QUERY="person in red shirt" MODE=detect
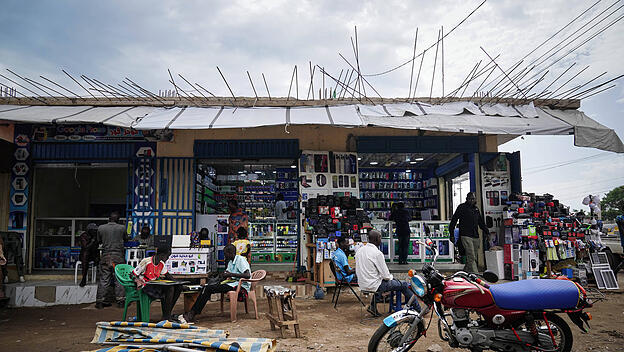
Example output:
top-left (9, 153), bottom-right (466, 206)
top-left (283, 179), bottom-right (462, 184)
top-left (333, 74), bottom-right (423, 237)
top-left (132, 244), bottom-right (181, 321)
top-left (228, 199), bottom-right (248, 243)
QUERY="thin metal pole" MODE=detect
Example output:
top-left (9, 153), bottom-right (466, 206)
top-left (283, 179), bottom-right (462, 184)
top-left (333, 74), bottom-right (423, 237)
top-left (543, 65), bottom-right (590, 100)
top-left (480, 47), bottom-right (527, 99)
top-left (178, 73), bottom-right (210, 103)
top-left (412, 49), bottom-right (426, 102)
top-left (287, 65), bottom-right (296, 101)
top-left (246, 71), bottom-right (259, 101)
top-left (216, 66), bottom-right (237, 106)
top-left (307, 62), bottom-right (315, 100)
top-left (338, 53), bottom-right (383, 99)
top-left (557, 71), bottom-right (607, 99)
top-left (262, 73), bottom-right (271, 100)
top-left (168, 69), bottom-right (179, 97)
top-left (62, 69), bottom-right (97, 99)
top-left (429, 29), bottom-right (441, 101)
top-left (408, 28), bottom-right (419, 98)
top-left (441, 26), bottom-right (445, 97)
top-left (0, 81), bottom-right (48, 104)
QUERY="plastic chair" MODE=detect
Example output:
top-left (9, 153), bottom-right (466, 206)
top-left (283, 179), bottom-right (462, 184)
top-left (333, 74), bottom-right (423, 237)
top-left (114, 264), bottom-right (155, 322)
top-left (74, 260), bottom-right (97, 285)
top-left (220, 269), bottom-right (267, 322)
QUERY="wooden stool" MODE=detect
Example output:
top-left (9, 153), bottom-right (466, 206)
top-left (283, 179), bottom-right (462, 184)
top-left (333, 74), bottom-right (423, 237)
top-left (264, 285), bottom-right (301, 338)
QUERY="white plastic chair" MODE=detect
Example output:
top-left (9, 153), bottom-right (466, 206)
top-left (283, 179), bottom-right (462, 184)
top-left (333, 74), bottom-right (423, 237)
top-left (74, 261), bottom-right (97, 285)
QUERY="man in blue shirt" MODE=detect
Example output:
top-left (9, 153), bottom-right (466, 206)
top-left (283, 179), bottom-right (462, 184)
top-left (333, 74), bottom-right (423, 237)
top-left (178, 244), bottom-right (250, 323)
top-left (332, 237), bottom-right (356, 282)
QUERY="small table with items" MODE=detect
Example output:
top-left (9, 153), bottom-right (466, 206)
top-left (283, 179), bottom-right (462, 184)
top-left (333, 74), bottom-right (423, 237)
top-left (264, 285), bottom-right (301, 338)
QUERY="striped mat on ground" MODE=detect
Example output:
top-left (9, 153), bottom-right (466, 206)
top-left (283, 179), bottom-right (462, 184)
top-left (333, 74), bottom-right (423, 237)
top-left (88, 321), bottom-right (276, 352)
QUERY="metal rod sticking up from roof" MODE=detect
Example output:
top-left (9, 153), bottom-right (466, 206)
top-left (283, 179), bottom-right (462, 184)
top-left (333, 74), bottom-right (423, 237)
top-left (178, 73), bottom-right (210, 103)
top-left (168, 69), bottom-right (180, 97)
top-left (480, 47), bottom-right (528, 100)
top-left (0, 73), bottom-right (49, 104)
top-left (429, 29), bottom-right (441, 102)
top-left (216, 66), bottom-right (237, 104)
top-left (62, 69), bottom-right (98, 100)
top-left (408, 28), bottom-right (419, 99)
top-left (557, 71), bottom-right (607, 99)
top-left (246, 71), bottom-right (259, 101)
top-left (0, 81), bottom-right (48, 104)
top-left (287, 65), bottom-right (296, 101)
top-left (40, 75), bottom-right (81, 97)
top-left (262, 73), bottom-right (271, 100)
top-left (5, 69), bottom-right (59, 101)
top-left (543, 65), bottom-right (590, 100)
top-left (441, 26), bottom-right (445, 97)
top-left (307, 62), bottom-right (315, 100)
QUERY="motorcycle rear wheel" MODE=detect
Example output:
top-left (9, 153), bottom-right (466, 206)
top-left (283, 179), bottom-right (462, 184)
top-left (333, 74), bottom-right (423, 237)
top-left (524, 313), bottom-right (573, 352)
top-left (368, 319), bottom-right (423, 352)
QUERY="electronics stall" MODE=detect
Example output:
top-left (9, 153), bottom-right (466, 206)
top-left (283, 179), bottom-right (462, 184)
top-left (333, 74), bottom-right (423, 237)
top-left (487, 193), bottom-right (619, 290)
top-left (195, 159), bottom-right (300, 266)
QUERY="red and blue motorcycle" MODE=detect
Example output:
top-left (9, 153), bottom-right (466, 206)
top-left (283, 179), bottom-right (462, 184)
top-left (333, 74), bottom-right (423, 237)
top-left (368, 239), bottom-right (593, 352)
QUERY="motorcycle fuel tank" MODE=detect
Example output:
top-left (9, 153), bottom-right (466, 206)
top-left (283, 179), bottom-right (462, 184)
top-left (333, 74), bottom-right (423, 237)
top-left (441, 277), bottom-right (494, 308)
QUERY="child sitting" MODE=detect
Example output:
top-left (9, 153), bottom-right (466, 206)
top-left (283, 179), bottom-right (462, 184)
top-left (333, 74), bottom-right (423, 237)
top-left (132, 244), bottom-right (181, 321)
top-left (233, 227), bottom-right (251, 261)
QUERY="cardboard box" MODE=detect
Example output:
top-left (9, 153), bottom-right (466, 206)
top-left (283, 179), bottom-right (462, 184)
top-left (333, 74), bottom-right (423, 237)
top-left (485, 250), bottom-right (504, 279)
top-left (322, 259), bottom-right (336, 285)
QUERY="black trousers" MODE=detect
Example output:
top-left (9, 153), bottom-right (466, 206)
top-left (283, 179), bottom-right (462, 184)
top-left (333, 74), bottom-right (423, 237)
top-left (190, 283), bottom-right (235, 314)
top-left (398, 235), bottom-right (409, 263)
top-left (143, 284), bottom-right (182, 319)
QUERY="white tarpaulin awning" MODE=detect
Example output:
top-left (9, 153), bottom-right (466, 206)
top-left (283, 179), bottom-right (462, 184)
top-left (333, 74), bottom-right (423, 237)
top-left (0, 105), bottom-right (154, 127)
top-left (0, 102), bottom-right (621, 153)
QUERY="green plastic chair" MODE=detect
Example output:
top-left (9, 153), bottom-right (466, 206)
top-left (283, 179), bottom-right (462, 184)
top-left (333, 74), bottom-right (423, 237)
top-left (114, 264), bottom-right (155, 322)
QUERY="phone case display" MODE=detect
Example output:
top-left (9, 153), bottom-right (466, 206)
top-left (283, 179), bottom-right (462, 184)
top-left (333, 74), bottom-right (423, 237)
top-left (275, 168), bottom-right (299, 219)
top-left (372, 220), bottom-right (453, 263)
top-left (299, 151), bottom-right (359, 201)
top-left (196, 165), bottom-right (219, 214)
top-left (481, 154), bottom-right (512, 248)
top-left (359, 169), bottom-right (438, 220)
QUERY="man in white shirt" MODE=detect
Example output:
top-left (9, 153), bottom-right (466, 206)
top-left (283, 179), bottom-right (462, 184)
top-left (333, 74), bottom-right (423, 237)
top-left (355, 230), bottom-right (417, 316)
top-left (275, 193), bottom-right (289, 221)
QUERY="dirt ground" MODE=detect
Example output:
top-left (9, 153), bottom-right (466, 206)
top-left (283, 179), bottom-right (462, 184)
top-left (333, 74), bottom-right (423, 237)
top-left (0, 283), bottom-right (623, 352)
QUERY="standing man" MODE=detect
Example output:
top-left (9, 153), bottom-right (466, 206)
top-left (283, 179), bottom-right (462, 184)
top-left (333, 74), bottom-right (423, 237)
top-left (449, 192), bottom-right (488, 273)
top-left (96, 211), bottom-right (127, 309)
top-left (227, 199), bottom-right (248, 243)
top-left (389, 202), bottom-right (411, 265)
top-left (355, 230), bottom-right (418, 316)
top-left (275, 193), bottom-right (289, 221)
top-left (78, 223), bottom-right (100, 287)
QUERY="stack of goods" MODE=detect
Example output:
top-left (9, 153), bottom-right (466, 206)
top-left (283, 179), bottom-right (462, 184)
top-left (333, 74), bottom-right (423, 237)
top-left (304, 195), bottom-right (368, 242)
top-left (359, 169), bottom-right (438, 220)
top-left (501, 193), bottom-right (602, 285)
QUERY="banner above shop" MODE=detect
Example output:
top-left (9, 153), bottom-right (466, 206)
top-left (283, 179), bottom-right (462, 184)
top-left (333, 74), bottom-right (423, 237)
top-left (32, 124), bottom-right (144, 142)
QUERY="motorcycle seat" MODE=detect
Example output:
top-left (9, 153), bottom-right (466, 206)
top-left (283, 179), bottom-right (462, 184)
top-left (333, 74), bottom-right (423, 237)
top-left (490, 279), bottom-right (580, 311)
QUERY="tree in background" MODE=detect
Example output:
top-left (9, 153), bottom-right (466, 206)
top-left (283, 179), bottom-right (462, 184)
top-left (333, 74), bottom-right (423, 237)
top-left (601, 185), bottom-right (624, 221)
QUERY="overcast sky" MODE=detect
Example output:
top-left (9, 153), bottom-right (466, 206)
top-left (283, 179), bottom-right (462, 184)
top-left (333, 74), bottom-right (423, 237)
top-left (1, 0), bottom-right (623, 212)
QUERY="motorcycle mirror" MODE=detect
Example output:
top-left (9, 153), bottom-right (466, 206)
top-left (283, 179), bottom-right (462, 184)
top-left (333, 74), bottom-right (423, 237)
top-left (483, 270), bottom-right (499, 283)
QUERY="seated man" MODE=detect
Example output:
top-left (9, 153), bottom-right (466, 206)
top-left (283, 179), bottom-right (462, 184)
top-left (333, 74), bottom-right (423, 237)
top-left (233, 227), bottom-right (251, 262)
top-left (178, 244), bottom-right (250, 323)
top-left (332, 237), bottom-right (356, 283)
top-left (355, 230), bottom-right (419, 316)
top-left (132, 244), bottom-right (181, 321)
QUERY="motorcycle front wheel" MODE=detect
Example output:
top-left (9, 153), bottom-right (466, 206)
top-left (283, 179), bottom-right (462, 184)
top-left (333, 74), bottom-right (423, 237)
top-left (368, 319), bottom-right (423, 352)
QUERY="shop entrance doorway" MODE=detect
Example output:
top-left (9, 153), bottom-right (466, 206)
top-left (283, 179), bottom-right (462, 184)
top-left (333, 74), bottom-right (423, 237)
top-left (31, 164), bottom-right (128, 270)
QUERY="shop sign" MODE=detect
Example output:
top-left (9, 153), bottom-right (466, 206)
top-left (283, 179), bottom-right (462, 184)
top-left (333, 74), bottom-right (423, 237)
top-left (14, 148), bottom-right (29, 161)
top-left (12, 177), bottom-right (27, 191)
top-left (11, 193), bottom-right (27, 206)
top-left (135, 146), bottom-right (155, 157)
top-left (31, 125), bottom-right (144, 142)
top-left (15, 134), bottom-right (30, 147)
top-left (12, 162), bottom-right (29, 176)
